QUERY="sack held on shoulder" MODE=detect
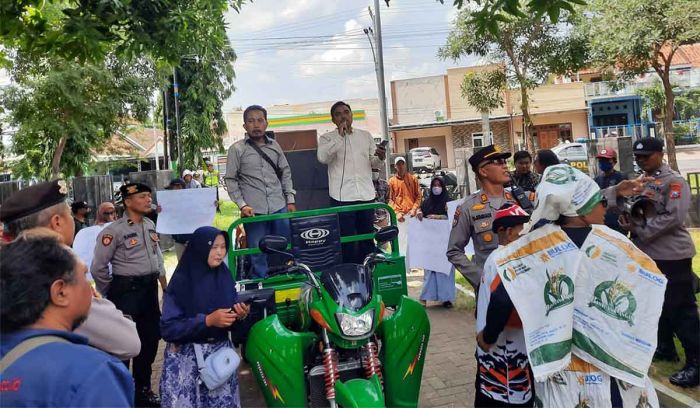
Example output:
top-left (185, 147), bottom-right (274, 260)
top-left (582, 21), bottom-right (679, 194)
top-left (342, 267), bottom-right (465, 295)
top-left (193, 343), bottom-right (240, 391)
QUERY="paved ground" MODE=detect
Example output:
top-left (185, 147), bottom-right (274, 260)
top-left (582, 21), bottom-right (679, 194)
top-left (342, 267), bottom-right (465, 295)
top-left (150, 271), bottom-right (478, 407)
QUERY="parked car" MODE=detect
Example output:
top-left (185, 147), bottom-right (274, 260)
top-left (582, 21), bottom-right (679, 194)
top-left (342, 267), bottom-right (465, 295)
top-left (551, 142), bottom-right (590, 173)
top-left (409, 147), bottom-right (441, 172)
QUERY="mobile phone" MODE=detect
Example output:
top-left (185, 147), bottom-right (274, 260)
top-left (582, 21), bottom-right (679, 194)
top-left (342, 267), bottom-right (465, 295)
top-left (379, 140), bottom-right (389, 147)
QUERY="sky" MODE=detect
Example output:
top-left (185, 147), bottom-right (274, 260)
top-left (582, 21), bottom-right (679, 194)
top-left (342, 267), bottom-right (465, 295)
top-left (223, 0), bottom-right (477, 113)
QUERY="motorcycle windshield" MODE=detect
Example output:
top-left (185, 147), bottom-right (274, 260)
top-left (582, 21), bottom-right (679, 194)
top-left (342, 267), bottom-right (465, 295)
top-left (320, 264), bottom-right (373, 311)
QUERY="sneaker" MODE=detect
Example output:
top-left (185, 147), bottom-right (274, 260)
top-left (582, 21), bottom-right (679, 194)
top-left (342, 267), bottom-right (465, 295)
top-left (442, 301), bottom-right (453, 309)
top-left (135, 387), bottom-right (161, 408)
top-left (669, 363), bottom-right (699, 388)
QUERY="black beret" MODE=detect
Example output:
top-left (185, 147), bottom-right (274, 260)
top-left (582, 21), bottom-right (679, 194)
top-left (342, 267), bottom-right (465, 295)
top-left (166, 178), bottom-right (186, 189)
top-left (71, 201), bottom-right (89, 213)
top-left (120, 183), bottom-right (152, 198)
top-left (633, 138), bottom-right (664, 154)
top-left (469, 144), bottom-right (512, 172)
top-left (0, 180), bottom-right (69, 223)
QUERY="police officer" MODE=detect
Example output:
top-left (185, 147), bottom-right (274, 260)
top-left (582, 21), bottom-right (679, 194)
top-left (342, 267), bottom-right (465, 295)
top-left (618, 138), bottom-right (699, 387)
top-left (92, 183), bottom-right (164, 406)
top-left (447, 145), bottom-right (517, 290)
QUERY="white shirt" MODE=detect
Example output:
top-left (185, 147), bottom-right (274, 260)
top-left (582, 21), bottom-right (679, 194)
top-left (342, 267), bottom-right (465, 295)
top-left (317, 128), bottom-right (383, 202)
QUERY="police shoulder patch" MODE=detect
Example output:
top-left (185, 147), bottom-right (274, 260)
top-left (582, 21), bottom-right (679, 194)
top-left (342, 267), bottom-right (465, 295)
top-left (669, 183), bottom-right (682, 199)
top-left (452, 207), bottom-right (462, 228)
top-left (149, 231), bottom-right (159, 242)
top-left (504, 192), bottom-right (513, 201)
top-left (102, 234), bottom-right (113, 246)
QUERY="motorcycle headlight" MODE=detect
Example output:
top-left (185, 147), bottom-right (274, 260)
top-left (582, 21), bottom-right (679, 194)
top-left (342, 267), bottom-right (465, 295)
top-left (336, 309), bottom-right (374, 337)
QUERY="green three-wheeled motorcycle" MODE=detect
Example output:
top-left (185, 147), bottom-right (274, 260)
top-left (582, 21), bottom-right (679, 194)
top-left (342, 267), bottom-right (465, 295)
top-left (227, 203), bottom-right (430, 407)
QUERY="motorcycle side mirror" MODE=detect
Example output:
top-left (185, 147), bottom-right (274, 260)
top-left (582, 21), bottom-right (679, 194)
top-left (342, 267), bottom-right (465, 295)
top-left (259, 235), bottom-right (290, 255)
top-left (375, 226), bottom-right (399, 244)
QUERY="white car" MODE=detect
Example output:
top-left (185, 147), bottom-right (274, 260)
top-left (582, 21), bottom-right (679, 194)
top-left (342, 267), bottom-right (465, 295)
top-left (409, 147), bottom-right (441, 171)
top-left (551, 142), bottom-right (590, 173)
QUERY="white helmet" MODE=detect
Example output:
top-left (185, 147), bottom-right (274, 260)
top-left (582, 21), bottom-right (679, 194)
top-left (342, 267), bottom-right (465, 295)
top-left (183, 169), bottom-right (193, 177)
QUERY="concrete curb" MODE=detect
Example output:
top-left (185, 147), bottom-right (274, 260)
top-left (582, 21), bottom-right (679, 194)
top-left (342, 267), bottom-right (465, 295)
top-left (651, 378), bottom-right (700, 408)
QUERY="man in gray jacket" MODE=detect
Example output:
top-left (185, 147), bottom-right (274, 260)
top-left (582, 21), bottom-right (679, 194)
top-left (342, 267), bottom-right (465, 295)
top-left (0, 180), bottom-right (141, 361)
top-left (225, 105), bottom-right (296, 278)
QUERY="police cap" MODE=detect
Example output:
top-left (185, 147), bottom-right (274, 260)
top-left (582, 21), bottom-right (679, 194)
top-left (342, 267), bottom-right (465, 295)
top-left (633, 138), bottom-right (664, 155)
top-left (469, 144), bottom-right (512, 172)
top-left (0, 180), bottom-right (69, 223)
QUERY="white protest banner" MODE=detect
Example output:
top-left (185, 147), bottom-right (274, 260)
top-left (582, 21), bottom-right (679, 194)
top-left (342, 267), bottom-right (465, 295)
top-left (447, 199), bottom-right (474, 258)
top-left (156, 188), bottom-right (217, 234)
top-left (407, 218), bottom-right (453, 274)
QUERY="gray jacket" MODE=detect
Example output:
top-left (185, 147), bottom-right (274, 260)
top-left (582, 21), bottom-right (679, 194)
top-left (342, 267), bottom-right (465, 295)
top-left (603, 164), bottom-right (695, 260)
top-left (446, 191), bottom-right (516, 290)
top-left (75, 297), bottom-right (141, 359)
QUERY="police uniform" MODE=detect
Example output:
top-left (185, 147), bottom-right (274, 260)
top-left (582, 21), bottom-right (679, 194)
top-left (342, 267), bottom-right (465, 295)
top-left (447, 145), bottom-right (519, 290)
top-left (91, 183), bottom-right (164, 404)
top-left (621, 139), bottom-right (699, 387)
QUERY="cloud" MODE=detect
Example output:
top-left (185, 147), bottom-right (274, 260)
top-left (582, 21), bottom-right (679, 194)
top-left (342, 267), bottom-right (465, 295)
top-left (297, 18), bottom-right (373, 77)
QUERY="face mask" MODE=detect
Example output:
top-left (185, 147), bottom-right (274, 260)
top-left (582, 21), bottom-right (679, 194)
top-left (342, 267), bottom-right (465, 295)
top-left (598, 161), bottom-right (614, 172)
top-left (432, 186), bottom-right (443, 196)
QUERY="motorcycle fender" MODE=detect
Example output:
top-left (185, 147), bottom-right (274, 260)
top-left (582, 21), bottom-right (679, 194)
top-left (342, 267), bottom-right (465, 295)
top-left (379, 295), bottom-right (430, 407)
top-left (334, 375), bottom-right (385, 408)
top-left (245, 315), bottom-right (317, 407)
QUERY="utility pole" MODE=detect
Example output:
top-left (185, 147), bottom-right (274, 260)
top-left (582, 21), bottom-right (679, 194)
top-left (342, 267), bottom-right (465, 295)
top-left (368, 1), bottom-right (391, 177)
top-left (162, 89), bottom-right (170, 170)
top-left (173, 67), bottom-right (183, 176)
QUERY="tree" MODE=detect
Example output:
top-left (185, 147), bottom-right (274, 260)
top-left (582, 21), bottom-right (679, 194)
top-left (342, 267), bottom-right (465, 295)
top-left (1, 0), bottom-right (240, 179)
top-left (1, 0), bottom-right (244, 65)
top-left (1, 57), bottom-right (154, 180)
top-left (440, 8), bottom-right (587, 152)
top-left (582, 0), bottom-right (700, 171)
top-left (460, 68), bottom-right (506, 145)
top-left (162, 47), bottom-right (236, 170)
top-left (432, 0), bottom-right (588, 37)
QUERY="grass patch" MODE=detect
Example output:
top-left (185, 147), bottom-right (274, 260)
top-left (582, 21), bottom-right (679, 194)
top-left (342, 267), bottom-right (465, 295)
top-left (213, 201), bottom-right (241, 231)
top-left (455, 272), bottom-right (477, 311)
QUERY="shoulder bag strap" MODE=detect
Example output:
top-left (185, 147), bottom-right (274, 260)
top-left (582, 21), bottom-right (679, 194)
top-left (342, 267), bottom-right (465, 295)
top-left (193, 343), bottom-right (206, 370)
top-left (247, 140), bottom-right (283, 180)
top-left (0, 335), bottom-right (70, 374)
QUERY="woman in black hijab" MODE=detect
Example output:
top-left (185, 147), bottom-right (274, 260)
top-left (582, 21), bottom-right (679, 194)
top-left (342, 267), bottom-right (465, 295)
top-left (159, 226), bottom-right (250, 407)
top-left (416, 176), bottom-right (455, 308)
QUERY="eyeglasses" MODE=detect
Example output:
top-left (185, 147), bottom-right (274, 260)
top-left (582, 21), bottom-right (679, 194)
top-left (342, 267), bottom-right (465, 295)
top-left (480, 158), bottom-right (507, 168)
top-left (102, 211), bottom-right (115, 216)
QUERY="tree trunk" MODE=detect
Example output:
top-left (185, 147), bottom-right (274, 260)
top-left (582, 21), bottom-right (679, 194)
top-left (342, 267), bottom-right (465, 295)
top-left (660, 73), bottom-right (679, 172)
top-left (50, 135), bottom-right (68, 180)
top-left (520, 86), bottom-right (535, 153)
top-left (481, 111), bottom-right (491, 145)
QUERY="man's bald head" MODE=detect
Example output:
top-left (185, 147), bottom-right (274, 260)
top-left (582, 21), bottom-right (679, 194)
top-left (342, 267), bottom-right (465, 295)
top-left (96, 202), bottom-right (116, 225)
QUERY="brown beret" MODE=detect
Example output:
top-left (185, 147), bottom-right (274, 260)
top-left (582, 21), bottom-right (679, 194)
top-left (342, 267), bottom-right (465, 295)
top-left (0, 180), bottom-right (69, 223)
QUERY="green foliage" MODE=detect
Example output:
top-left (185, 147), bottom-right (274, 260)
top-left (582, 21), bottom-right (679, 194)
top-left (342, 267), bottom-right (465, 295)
top-left (1, 0), bottom-right (240, 179)
top-left (637, 82), bottom-right (667, 121)
top-left (448, 0), bottom-right (587, 36)
top-left (440, 8), bottom-right (586, 89)
top-left (675, 89), bottom-right (700, 120)
top-left (460, 69), bottom-right (506, 113)
top-left (1, 57), bottom-right (155, 180)
top-left (162, 45), bottom-right (236, 170)
top-left (0, 0), bottom-right (244, 65)
top-left (583, 0), bottom-right (700, 78)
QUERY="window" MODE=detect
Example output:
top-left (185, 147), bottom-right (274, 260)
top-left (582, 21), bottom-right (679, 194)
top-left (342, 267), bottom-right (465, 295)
top-left (471, 132), bottom-right (492, 148)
